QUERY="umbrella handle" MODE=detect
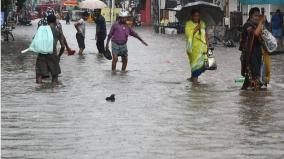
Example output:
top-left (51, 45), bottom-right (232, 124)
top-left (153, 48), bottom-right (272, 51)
top-left (198, 20), bottom-right (201, 35)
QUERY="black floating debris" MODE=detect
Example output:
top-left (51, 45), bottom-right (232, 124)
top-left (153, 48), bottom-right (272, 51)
top-left (106, 94), bottom-right (115, 102)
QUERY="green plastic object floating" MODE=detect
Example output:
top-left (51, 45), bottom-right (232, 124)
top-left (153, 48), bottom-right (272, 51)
top-left (235, 76), bottom-right (245, 85)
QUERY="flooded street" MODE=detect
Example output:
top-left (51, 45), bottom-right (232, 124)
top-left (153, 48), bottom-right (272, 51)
top-left (2, 20), bottom-right (284, 159)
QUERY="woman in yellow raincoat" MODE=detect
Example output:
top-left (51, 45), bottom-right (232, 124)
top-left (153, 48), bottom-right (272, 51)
top-left (185, 9), bottom-right (208, 84)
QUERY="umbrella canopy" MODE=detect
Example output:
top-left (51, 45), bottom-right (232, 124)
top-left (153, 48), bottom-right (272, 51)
top-left (176, 1), bottom-right (223, 25)
top-left (166, 4), bottom-right (182, 11)
top-left (79, 0), bottom-right (107, 9)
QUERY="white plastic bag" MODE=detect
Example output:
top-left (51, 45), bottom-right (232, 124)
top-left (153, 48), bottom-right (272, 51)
top-left (21, 26), bottom-right (54, 54)
top-left (205, 48), bottom-right (217, 70)
top-left (261, 28), bottom-right (278, 53)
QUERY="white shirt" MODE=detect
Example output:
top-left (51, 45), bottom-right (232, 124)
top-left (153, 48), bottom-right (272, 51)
top-left (77, 18), bottom-right (86, 37)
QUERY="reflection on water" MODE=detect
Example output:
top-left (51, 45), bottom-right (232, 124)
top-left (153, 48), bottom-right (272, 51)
top-left (237, 91), bottom-right (283, 158)
top-left (1, 21), bottom-right (284, 159)
top-left (239, 91), bottom-right (273, 127)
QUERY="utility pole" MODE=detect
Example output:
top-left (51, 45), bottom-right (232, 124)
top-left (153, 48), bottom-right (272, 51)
top-left (226, 0), bottom-right (229, 17)
top-left (110, 0), bottom-right (114, 24)
top-left (158, 0), bottom-right (160, 25)
top-left (224, 0), bottom-right (229, 28)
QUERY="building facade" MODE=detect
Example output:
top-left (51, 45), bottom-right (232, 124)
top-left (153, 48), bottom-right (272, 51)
top-left (241, 2), bottom-right (284, 23)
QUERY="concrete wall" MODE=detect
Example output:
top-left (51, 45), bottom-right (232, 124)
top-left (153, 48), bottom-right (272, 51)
top-left (270, 5), bottom-right (284, 14)
top-left (229, 0), bottom-right (240, 12)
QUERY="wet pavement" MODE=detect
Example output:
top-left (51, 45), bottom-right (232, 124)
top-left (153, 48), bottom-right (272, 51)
top-left (1, 20), bottom-right (284, 159)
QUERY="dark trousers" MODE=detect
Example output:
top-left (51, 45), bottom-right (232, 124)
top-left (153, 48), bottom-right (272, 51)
top-left (96, 38), bottom-right (105, 53)
top-left (76, 33), bottom-right (85, 49)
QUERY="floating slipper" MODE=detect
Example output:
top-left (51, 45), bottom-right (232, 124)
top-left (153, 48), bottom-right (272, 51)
top-left (106, 94), bottom-right (115, 102)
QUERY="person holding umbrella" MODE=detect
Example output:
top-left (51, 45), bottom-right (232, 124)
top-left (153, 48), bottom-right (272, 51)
top-left (106, 10), bottom-right (148, 72)
top-left (185, 9), bottom-right (209, 84)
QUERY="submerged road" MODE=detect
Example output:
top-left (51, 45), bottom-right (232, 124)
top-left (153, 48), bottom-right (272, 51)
top-left (1, 20), bottom-right (284, 159)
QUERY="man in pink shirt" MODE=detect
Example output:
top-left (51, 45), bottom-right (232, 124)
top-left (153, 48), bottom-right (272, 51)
top-left (106, 11), bottom-right (148, 71)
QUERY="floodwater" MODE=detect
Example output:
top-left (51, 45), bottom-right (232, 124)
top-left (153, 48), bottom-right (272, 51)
top-left (1, 20), bottom-right (284, 159)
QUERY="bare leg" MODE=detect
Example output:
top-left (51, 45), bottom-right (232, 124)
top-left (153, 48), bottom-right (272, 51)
top-left (36, 75), bottom-right (43, 84)
top-left (191, 77), bottom-right (199, 85)
top-left (112, 55), bottom-right (118, 71)
top-left (122, 56), bottom-right (128, 71)
top-left (78, 48), bottom-right (84, 55)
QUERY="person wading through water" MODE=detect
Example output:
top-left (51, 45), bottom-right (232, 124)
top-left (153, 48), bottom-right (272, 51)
top-left (94, 9), bottom-right (107, 55)
top-left (184, 9), bottom-right (209, 84)
top-left (75, 11), bottom-right (89, 55)
top-left (106, 10), bottom-right (148, 72)
top-left (35, 15), bottom-right (64, 84)
top-left (239, 7), bottom-right (271, 91)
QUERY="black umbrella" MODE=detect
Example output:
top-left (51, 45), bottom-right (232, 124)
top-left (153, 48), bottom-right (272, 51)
top-left (176, 1), bottom-right (223, 25)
